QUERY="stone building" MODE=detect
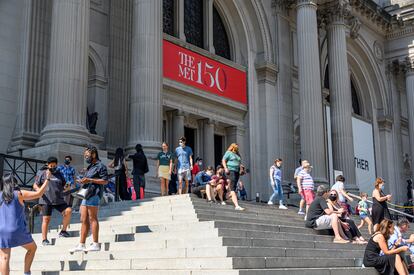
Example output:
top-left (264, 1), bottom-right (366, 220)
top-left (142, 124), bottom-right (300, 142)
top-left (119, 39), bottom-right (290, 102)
top-left (0, 0), bottom-right (413, 202)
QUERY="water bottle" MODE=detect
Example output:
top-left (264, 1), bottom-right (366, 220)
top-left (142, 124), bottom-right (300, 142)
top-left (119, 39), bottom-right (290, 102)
top-left (256, 192), bottom-right (260, 202)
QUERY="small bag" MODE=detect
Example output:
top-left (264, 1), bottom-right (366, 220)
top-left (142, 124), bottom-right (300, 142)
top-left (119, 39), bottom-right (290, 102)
top-left (74, 184), bottom-right (95, 200)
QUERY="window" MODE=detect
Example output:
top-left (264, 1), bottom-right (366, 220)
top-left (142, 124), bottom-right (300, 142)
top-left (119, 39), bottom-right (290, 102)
top-left (163, 0), bottom-right (175, 36)
top-left (184, 0), bottom-right (204, 48)
top-left (213, 6), bottom-right (231, 60)
top-left (351, 80), bottom-right (361, 116)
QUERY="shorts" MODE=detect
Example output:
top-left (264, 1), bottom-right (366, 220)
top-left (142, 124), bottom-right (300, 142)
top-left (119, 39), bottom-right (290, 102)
top-left (41, 203), bottom-right (70, 216)
top-left (360, 213), bottom-right (368, 220)
top-left (158, 165), bottom-right (171, 180)
top-left (315, 215), bottom-right (332, 230)
top-left (178, 168), bottom-right (191, 181)
top-left (228, 170), bottom-right (240, 192)
top-left (300, 189), bottom-right (315, 205)
top-left (81, 195), bottom-right (100, 207)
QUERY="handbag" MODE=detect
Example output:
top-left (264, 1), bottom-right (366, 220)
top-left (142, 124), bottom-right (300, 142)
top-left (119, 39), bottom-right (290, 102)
top-left (73, 184), bottom-right (96, 200)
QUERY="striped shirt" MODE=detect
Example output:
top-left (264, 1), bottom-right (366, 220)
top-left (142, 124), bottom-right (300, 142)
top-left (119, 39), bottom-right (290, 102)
top-left (294, 166), bottom-right (303, 179)
top-left (298, 170), bottom-right (314, 190)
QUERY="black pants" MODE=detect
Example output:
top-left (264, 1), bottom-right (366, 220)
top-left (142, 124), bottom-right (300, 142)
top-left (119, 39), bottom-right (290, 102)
top-left (116, 172), bottom-right (130, 201)
top-left (133, 174), bottom-right (145, 199)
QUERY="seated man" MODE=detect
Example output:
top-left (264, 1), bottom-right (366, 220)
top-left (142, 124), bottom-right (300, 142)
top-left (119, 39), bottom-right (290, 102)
top-left (388, 218), bottom-right (414, 255)
top-left (191, 166), bottom-right (214, 199)
top-left (210, 165), bottom-right (228, 205)
top-left (305, 185), bottom-right (349, 244)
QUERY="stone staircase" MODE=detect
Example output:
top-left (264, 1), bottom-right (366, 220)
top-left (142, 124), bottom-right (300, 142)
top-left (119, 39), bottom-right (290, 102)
top-left (10, 194), bottom-right (377, 275)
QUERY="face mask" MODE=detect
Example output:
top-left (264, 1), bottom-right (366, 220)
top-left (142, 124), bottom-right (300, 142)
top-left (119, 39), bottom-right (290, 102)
top-left (380, 185), bottom-right (385, 190)
top-left (49, 167), bottom-right (57, 173)
top-left (85, 157), bottom-right (92, 164)
top-left (206, 171), bottom-right (213, 176)
top-left (329, 195), bottom-right (337, 201)
top-left (64, 160), bottom-right (71, 165)
top-left (198, 161), bottom-right (203, 166)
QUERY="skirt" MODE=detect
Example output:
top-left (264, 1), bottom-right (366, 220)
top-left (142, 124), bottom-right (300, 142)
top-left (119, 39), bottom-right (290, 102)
top-left (158, 165), bottom-right (171, 180)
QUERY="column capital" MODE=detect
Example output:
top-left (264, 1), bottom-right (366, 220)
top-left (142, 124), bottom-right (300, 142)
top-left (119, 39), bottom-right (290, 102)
top-left (272, 0), bottom-right (295, 14)
top-left (406, 44), bottom-right (414, 75)
top-left (296, 0), bottom-right (318, 8)
top-left (319, 0), bottom-right (351, 26)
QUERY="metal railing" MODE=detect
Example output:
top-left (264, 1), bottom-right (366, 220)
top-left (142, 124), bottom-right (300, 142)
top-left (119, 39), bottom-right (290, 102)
top-left (348, 192), bottom-right (414, 219)
top-left (0, 154), bottom-right (45, 187)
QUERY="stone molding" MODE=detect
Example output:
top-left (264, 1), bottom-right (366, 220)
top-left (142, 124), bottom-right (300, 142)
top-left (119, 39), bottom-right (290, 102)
top-left (255, 62), bottom-right (278, 85)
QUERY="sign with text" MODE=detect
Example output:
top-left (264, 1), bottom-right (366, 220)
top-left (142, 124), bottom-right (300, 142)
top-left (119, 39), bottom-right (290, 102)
top-left (163, 40), bottom-right (247, 104)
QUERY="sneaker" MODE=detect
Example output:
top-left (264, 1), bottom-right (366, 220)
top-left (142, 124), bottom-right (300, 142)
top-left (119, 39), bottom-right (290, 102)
top-left (297, 210), bottom-right (305, 215)
top-left (42, 239), bottom-right (51, 246)
top-left (69, 244), bottom-right (86, 253)
top-left (235, 206), bottom-right (245, 211)
top-left (267, 201), bottom-right (273, 205)
top-left (84, 243), bottom-right (101, 252)
top-left (279, 204), bottom-right (288, 210)
top-left (221, 201), bottom-right (226, 205)
top-left (59, 231), bottom-right (71, 238)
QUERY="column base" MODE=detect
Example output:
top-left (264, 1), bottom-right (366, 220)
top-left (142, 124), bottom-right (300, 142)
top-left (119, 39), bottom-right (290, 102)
top-left (37, 123), bottom-right (92, 147)
top-left (8, 132), bottom-right (40, 153)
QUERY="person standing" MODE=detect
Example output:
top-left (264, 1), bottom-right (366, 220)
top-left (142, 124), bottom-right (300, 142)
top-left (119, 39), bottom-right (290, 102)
top-left (331, 175), bottom-right (354, 213)
top-left (372, 178), bottom-right (392, 232)
top-left (357, 192), bottom-right (373, 235)
top-left (175, 137), bottom-right (193, 195)
top-left (157, 142), bottom-right (173, 196)
top-left (34, 157), bottom-right (72, 246)
top-left (222, 143), bottom-right (245, 211)
top-left (268, 159), bottom-right (288, 209)
top-left (129, 144), bottom-right (149, 199)
top-left (296, 162), bottom-right (315, 218)
top-left (70, 145), bottom-right (108, 253)
top-left (0, 173), bottom-right (50, 275)
top-left (108, 148), bottom-right (130, 201)
top-left (57, 155), bottom-right (76, 205)
top-left (294, 160), bottom-right (309, 215)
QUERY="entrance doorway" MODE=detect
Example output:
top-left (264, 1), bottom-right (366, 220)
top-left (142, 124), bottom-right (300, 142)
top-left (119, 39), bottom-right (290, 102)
top-left (184, 127), bottom-right (196, 157)
top-left (214, 135), bottom-right (224, 168)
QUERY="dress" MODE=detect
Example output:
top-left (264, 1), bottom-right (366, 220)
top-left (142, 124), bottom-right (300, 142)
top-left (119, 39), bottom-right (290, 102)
top-left (0, 191), bottom-right (33, 248)
top-left (363, 234), bottom-right (396, 274)
top-left (372, 190), bottom-right (391, 225)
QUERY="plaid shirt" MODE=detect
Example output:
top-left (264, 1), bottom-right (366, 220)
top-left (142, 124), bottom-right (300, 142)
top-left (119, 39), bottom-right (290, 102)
top-left (57, 164), bottom-right (76, 187)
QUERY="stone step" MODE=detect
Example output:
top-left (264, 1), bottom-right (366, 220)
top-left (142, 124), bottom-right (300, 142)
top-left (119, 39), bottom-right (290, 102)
top-left (238, 267), bottom-right (377, 275)
top-left (11, 257), bottom-right (234, 271)
top-left (33, 270), bottom-right (239, 275)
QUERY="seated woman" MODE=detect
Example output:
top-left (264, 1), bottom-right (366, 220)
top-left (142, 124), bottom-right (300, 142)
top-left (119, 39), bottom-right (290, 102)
top-left (364, 219), bottom-right (409, 275)
top-left (327, 189), bottom-right (366, 244)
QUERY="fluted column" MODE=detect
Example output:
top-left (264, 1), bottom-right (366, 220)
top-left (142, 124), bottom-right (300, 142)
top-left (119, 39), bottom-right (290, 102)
top-left (296, 0), bottom-right (327, 183)
top-left (203, 120), bottom-right (215, 167)
top-left (38, 0), bottom-right (90, 146)
top-left (406, 44), bottom-right (414, 177)
top-left (128, 0), bottom-right (163, 155)
top-left (326, 1), bottom-right (356, 188)
top-left (172, 111), bottom-right (185, 149)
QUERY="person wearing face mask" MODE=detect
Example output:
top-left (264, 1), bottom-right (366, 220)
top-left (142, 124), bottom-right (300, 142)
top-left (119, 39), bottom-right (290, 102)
top-left (57, 155), bottom-right (77, 208)
top-left (192, 166), bottom-right (216, 201)
top-left (192, 157), bottom-right (203, 188)
top-left (34, 157), bottom-right (72, 246)
top-left (327, 189), bottom-right (366, 244)
top-left (372, 177), bottom-right (392, 232)
top-left (268, 159), bottom-right (288, 209)
top-left (70, 145), bottom-right (108, 253)
top-left (175, 137), bottom-right (193, 195)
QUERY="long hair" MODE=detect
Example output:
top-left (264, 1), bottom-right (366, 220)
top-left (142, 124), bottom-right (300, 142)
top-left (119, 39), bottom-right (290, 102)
top-left (86, 145), bottom-right (100, 160)
top-left (227, 143), bottom-right (239, 155)
top-left (375, 177), bottom-right (384, 189)
top-left (114, 147), bottom-right (124, 166)
top-left (377, 219), bottom-right (394, 240)
top-left (0, 173), bottom-right (18, 204)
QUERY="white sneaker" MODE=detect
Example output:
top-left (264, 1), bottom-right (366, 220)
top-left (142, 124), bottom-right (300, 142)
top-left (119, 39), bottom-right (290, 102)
top-left (69, 244), bottom-right (86, 253)
top-left (221, 201), bottom-right (226, 205)
top-left (235, 206), bottom-right (245, 211)
top-left (267, 201), bottom-right (273, 205)
top-left (279, 204), bottom-right (288, 210)
top-left (84, 243), bottom-right (101, 252)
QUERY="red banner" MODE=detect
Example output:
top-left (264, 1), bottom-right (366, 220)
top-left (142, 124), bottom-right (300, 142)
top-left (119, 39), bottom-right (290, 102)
top-left (163, 40), bottom-right (247, 104)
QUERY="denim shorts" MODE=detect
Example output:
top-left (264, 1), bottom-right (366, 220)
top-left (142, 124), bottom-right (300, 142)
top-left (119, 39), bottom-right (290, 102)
top-left (81, 195), bottom-right (100, 207)
top-left (360, 213), bottom-right (368, 220)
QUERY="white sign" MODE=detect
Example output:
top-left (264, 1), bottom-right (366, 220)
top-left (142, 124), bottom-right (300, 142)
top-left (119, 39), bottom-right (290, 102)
top-left (326, 107), bottom-right (376, 194)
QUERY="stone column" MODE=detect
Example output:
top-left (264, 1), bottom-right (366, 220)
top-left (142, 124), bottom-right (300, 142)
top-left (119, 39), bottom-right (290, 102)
top-left (325, 1), bottom-right (356, 188)
top-left (38, 0), bottom-right (91, 146)
top-left (203, 0), bottom-right (214, 53)
top-left (175, 0), bottom-right (186, 40)
top-left (296, 0), bottom-right (327, 183)
top-left (203, 120), bottom-right (215, 167)
top-left (172, 111), bottom-right (185, 149)
top-left (406, 44), bottom-right (414, 177)
top-left (128, 0), bottom-right (163, 156)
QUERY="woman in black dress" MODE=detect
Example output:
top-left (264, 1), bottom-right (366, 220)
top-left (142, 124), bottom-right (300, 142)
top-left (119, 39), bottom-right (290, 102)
top-left (372, 178), bottom-right (392, 231)
top-left (363, 219), bottom-right (408, 275)
top-left (108, 148), bottom-right (130, 200)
